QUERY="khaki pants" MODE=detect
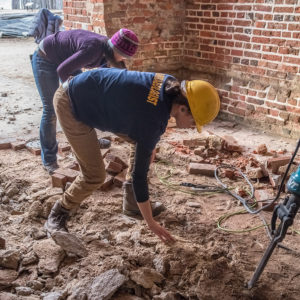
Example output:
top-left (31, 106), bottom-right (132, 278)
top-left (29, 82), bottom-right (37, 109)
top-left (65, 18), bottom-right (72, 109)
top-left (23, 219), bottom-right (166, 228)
top-left (53, 86), bottom-right (106, 210)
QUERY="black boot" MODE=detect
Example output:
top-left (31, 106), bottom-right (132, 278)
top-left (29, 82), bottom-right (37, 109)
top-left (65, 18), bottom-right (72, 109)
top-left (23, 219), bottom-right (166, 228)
top-left (44, 201), bottom-right (69, 235)
top-left (122, 181), bottom-right (165, 217)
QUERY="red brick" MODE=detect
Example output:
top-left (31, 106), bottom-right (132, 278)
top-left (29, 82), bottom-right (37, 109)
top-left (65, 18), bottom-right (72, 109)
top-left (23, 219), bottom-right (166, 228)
top-left (51, 173), bottom-right (68, 189)
top-left (267, 156), bottom-right (291, 173)
top-left (224, 169), bottom-right (235, 179)
top-left (222, 135), bottom-right (243, 153)
top-left (106, 161), bottom-right (123, 175)
top-left (255, 189), bottom-right (277, 211)
top-left (113, 168), bottom-right (127, 188)
top-left (257, 144), bottom-right (268, 155)
top-left (11, 141), bottom-right (26, 151)
top-left (0, 141), bottom-right (12, 150)
top-left (54, 168), bottom-right (80, 182)
top-left (188, 163), bottom-right (216, 177)
top-left (105, 154), bottom-right (128, 169)
top-left (58, 143), bottom-right (71, 153)
top-left (183, 138), bottom-right (207, 148)
top-left (100, 176), bottom-right (114, 191)
top-left (248, 167), bottom-right (265, 179)
top-left (0, 237), bottom-right (5, 249)
top-left (27, 147), bottom-right (41, 155)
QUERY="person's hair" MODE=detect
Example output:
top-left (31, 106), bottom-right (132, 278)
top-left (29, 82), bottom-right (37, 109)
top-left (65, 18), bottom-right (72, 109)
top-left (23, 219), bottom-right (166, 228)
top-left (164, 78), bottom-right (191, 111)
top-left (103, 40), bottom-right (126, 69)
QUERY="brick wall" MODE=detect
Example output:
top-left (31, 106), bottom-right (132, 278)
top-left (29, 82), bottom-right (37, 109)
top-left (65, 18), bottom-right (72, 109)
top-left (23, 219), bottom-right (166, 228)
top-left (63, 0), bottom-right (300, 138)
top-left (183, 0), bottom-right (300, 138)
top-left (63, 0), bottom-right (185, 75)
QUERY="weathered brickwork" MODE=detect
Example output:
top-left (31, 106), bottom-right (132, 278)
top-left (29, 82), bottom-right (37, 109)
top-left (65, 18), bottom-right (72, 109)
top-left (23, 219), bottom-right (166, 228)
top-left (64, 0), bottom-right (300, 138)
top-left (63, 0), bottom-right (185, 74)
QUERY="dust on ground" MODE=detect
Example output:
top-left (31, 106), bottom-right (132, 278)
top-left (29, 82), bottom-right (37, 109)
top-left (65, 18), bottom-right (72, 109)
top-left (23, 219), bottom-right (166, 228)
top-left (0, 37), bottom-right (300, 300)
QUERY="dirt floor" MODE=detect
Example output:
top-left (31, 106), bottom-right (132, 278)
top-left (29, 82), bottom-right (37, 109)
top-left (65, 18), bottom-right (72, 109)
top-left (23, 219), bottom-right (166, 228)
top-left (0, 37), bottom-right (300, 300)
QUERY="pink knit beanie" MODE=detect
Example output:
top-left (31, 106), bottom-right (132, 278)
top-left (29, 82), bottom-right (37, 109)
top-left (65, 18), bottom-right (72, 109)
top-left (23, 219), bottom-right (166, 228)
top-left (108, 28), bottom-right (139, 58)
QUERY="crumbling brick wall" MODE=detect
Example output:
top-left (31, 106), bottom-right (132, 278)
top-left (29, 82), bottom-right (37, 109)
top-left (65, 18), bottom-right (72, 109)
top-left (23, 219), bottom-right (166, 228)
top-left (63, 0), bottom-right (185, 75)
top-left (63, 0), bottom-right (300, 138)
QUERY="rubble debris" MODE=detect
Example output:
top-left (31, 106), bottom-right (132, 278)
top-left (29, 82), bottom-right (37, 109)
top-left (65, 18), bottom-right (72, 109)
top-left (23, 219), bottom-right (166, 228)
top-left (105, 153), bottom-right (128, 169)
top-left (183, 138), bottom-right (207, 148)
top-left (26, 140), bottom-right (41, 155)
top-left (51, 231), bottom-right (88, 257)
top-left (267, 156), bottom-right (291, 174)
top-left (130, 267), bottom-right (164, 289)
top-left (51, 173), bottom-right (68, 189)
top-left (0, 237), bottom-right (5, 249)
top-left (113, 168), bottom-right (127, 188)
top-left (106, 161), bottom-right (123, 175)
top-left (33, 239), bottom-right (65, 274)
top-left (256, 144), bottom-right (268, 155)
top-left (269, 173), bottom-right (282, 188)
top-left (89, 269), bottom-right (127, 300)
top-left (188, 163), bottom-right (216, 177)
top-left (58, 142), bottom-right (71, 153)
top-left (254, 189), bottom-right (277, 211)
top-left (54, 168), bottom-right (79, 182)
top-left (0, 269), bottom-right (18, 288)
top-left (11, 141), bottom-right (26, 151)
top-left (0, 141), bottom-right (12, 150)
top-left (222, 135), bottom-right (243, 153)
top-left (0, 249), bottom-right (20, 270)
top-left (100, 176), bottom-right (114, 191)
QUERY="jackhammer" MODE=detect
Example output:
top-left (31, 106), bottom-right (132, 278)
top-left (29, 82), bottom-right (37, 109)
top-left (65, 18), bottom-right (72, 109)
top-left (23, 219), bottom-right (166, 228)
top-left (248, 139), bottom-right (300, 288)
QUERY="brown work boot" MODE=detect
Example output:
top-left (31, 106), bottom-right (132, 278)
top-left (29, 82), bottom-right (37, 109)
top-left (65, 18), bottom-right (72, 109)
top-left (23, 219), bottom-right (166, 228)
top-left (44, 201), bottom-right (69, 236)
top-left (122, 181), bottom-right (165, 217)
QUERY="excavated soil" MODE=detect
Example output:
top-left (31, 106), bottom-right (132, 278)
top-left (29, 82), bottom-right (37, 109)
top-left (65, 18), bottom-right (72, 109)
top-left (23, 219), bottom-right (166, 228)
top-left (0, 37), bottom-right (300, 300)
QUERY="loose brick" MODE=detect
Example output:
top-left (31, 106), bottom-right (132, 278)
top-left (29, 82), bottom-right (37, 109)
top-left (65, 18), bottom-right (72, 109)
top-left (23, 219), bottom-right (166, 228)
top-left (54, 168), bottom-right (80, 182)
top-left (11, 141), bottom-right (26, 151)
top-left (51, 173), bottom-right (68, 189)
top-left (0, 141), bottom-right (12, 150)
top-left (27, 147), bottom-right (41, 155)
top-left (269, 173), bottom-right (282, 188)
top-left (224, 169), bottom-right (235, 179)
top-left (255, 189), bottom-right (277, 211)
top-left (257, 144), bottom-right (268, 155)
top-left (188, 163), bottom-right (216, 177)
top-left (267, 156), bottom-right (291, 173)
top-left (105, 154), bottom-right (128, 169)
top-left (222, 135), bottom-right (243, 152)
top-left (0, 237), bottom-right (5, 249)
top-left (194, 146), bottom-right (206, 156)
top-left (106, 161), bottom-right (123, 175)
top-left (183, 138), bottom-right (207, 148)
top-left (113, 168), bottom-right (127, 188)
top-left (26, 140), bottom-right (41, 155)
top-left (58, 142), bottom-right (71, 153)
top-left (100, 176), bottom-right (114, 191)
top-left (248, 167), bottom-right (265, 179)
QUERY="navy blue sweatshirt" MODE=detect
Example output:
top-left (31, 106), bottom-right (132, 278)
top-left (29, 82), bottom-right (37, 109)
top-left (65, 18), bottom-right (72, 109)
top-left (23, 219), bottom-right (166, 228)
top-left (68, 68), bottom-right (173, 202)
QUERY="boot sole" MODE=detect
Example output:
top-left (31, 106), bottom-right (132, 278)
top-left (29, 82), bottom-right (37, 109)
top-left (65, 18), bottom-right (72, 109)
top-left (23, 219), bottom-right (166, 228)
top-left (123, 209), bottom-right (142, 217)
top-left (123, 207), bottom-right (165, 217)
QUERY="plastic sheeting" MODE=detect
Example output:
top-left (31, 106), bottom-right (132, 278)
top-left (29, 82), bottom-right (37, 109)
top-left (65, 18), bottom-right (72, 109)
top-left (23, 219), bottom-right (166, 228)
top-left (0, 13), bottom-right (36, 37)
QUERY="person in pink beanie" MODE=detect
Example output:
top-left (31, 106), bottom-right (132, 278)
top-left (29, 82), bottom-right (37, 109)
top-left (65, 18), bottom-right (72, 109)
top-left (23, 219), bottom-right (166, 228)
top-left (31, 28), bottom-right (139, 174)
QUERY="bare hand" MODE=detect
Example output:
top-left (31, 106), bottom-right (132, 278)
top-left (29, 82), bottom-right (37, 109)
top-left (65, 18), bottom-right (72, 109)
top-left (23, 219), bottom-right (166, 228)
top-left (147, 220), bottom-right (175, 244)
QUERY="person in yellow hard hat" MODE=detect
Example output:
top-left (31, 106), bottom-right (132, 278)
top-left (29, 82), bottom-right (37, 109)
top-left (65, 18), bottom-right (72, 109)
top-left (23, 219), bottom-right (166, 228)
top-left (45, 67), bottom-right (220, 247)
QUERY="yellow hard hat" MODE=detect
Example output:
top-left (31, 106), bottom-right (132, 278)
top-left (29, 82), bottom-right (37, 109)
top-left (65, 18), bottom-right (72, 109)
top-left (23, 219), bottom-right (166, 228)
top-left (185, 80), bottom-right (220, 132)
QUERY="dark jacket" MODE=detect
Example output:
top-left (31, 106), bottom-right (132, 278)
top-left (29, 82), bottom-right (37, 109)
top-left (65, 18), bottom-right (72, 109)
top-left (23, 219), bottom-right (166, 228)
top-left (29, 8), bottom-right (62, 44)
